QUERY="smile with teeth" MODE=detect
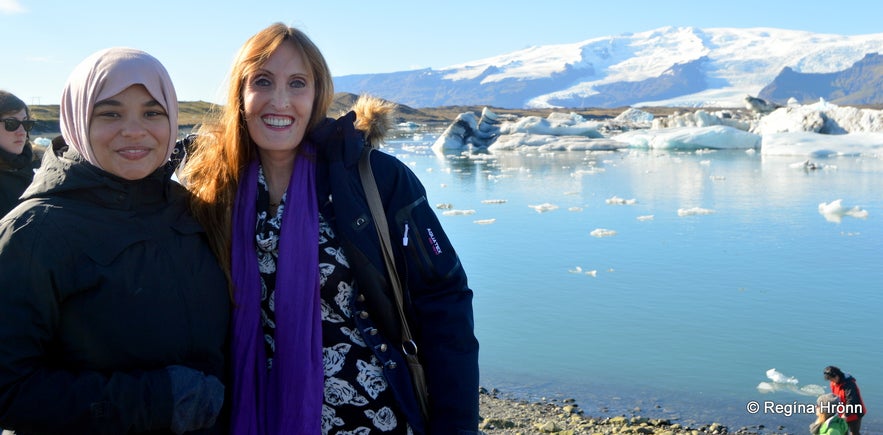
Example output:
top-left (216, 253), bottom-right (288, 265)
top-left (262, 115), bottom-right (293, 128)
top-left (117, 147), bottom-right (151, 159)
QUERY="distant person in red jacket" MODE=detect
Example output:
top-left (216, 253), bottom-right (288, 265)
top-left (824, 365), bottom-right (867, 435)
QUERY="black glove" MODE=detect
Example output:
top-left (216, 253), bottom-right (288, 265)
top-left (165, 365), bottom-right (225, 434)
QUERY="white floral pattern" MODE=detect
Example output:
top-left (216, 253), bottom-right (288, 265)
top-left (324, 343), bottom-right (351, 377)
top-left (325, 377), bottom-right (369, 407)
top-left (356, 357), bottom-right (389, 400)
top-left (365, 406), bottom-right (398, 431)
top-left (256, 167), bottom-right (408, 433)
top-left (334, 281), bottom-right (354, 318)
top-left (321, 299), bottom-right (345, 324)
top-left (321, 404), bottom-right (344, 433)
top-left (340, 326), bottom-right (366, 347)
top-left (319, 262), bottom-right (335, 287)
top-left (337, 428), bottom-right (371, 435)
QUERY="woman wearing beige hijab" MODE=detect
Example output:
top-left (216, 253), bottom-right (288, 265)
top-left (0, 48), bottom-right (230, 434)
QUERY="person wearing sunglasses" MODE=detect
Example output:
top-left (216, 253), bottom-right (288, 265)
top-left (0, 90), bottom-right (39, 217)
top-left (0, 48), bottom-right (230, 434)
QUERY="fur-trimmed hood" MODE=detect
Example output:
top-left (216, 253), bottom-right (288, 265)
top-left (347, 94), bottom-right (395, 148)
top-left (307, 94), bottom-right (397, 169)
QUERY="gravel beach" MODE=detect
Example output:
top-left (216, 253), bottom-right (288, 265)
top-left (477, 387), bottom-right (790, 435)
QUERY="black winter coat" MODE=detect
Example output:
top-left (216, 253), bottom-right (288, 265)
top-left (0, 140), bottom-right (230, 434)
top-left (0, 142), bottom-right (37, 217)
top-left (312, 112), bottom-right (480, 434)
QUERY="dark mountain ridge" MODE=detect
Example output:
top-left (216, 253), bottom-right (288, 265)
top-left (758, 52), bottom-right (883, 105)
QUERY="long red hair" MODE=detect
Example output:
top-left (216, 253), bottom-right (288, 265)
top-left (180, 23), bottom-right (334, 284)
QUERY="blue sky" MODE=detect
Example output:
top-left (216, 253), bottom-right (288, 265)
top-left (2, 0), bottom-right (881, 105)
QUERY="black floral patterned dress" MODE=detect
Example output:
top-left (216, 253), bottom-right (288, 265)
top-left (254, 167), bottom-right (410, 434)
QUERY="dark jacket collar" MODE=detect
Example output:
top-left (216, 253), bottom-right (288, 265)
top-left (310, 111), bottom-right (363, 167)
top-left (0, 142), bottom-right (34, 171)
top-left (21, 136), bottom-right (173, 210)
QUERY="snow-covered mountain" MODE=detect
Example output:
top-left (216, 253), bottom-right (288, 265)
top-left (332, 27), bottom-right (883, 109)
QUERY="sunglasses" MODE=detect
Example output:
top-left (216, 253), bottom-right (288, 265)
top-left (3, 118), bottom-right (36, 132)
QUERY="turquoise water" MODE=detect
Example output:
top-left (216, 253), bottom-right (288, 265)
top-left (385, 134), bottom-right (882, 433)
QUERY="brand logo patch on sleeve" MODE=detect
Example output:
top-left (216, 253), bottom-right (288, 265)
top-left (426, 228), bottom-right (442, 255)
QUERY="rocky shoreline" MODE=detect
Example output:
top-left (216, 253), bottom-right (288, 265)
top-left (477, 387), bottom-right (788, 435)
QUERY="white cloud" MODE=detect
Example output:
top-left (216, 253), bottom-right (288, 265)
top-left (0, 0), bottom-right (26, 14)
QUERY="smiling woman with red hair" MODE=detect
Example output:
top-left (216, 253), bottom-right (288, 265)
top-left (182, 22), bottom-right (480, 435)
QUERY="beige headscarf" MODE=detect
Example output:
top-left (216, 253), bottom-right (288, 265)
top-left (60, 47), bottom-right (178, 169)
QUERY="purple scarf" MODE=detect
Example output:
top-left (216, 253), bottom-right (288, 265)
top-left (230, 146), bottom-right (321, 434)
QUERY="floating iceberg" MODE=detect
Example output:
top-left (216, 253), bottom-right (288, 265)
top-left (762, 131), bottom-right (883, 157)
top-left (432, 107), bottom-right (502, 151)
top-left (590, 228), bottom-right (617, 238)
top-left (818, 199), bottom-right (869, 223)
top-left (677, 207), bottom-right (715, 216)
top-left (613, 125), bottom-right (761, 150)
top-left (528, 203), bottom-right (559, 213)
top-left (430, 99), bottom-right (883, 157)
top-left (756, 368), bottom-right (825, 396)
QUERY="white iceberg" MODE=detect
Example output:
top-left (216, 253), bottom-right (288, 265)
top-left (762, 131), bottom-right (883, 157)
top-left (432, 100), bottom-right (883, 156)
top-left (756, 368), bottom-right (826, 396)
top-left (590, 228), bottom-right (617, 238)
top-left (818, 199), bottom-right (869, 223)
top-left (528, 203), bottom-right (559, 213)
top-left (677, 207), bottom-right (715, 216)
top-left (613, 125), bottom-right (761, 150)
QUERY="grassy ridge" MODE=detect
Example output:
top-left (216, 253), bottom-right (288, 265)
top-left (27, 100), bottom-right (218, 134)
top-left (25, 92), bottom-right (706, 135)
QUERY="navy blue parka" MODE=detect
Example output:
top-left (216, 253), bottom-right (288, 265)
top-left (311, 112), bottom-right (480, 435)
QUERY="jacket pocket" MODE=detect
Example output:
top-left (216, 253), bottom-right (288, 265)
top-left (394, 196), bottom-right (463, 292)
